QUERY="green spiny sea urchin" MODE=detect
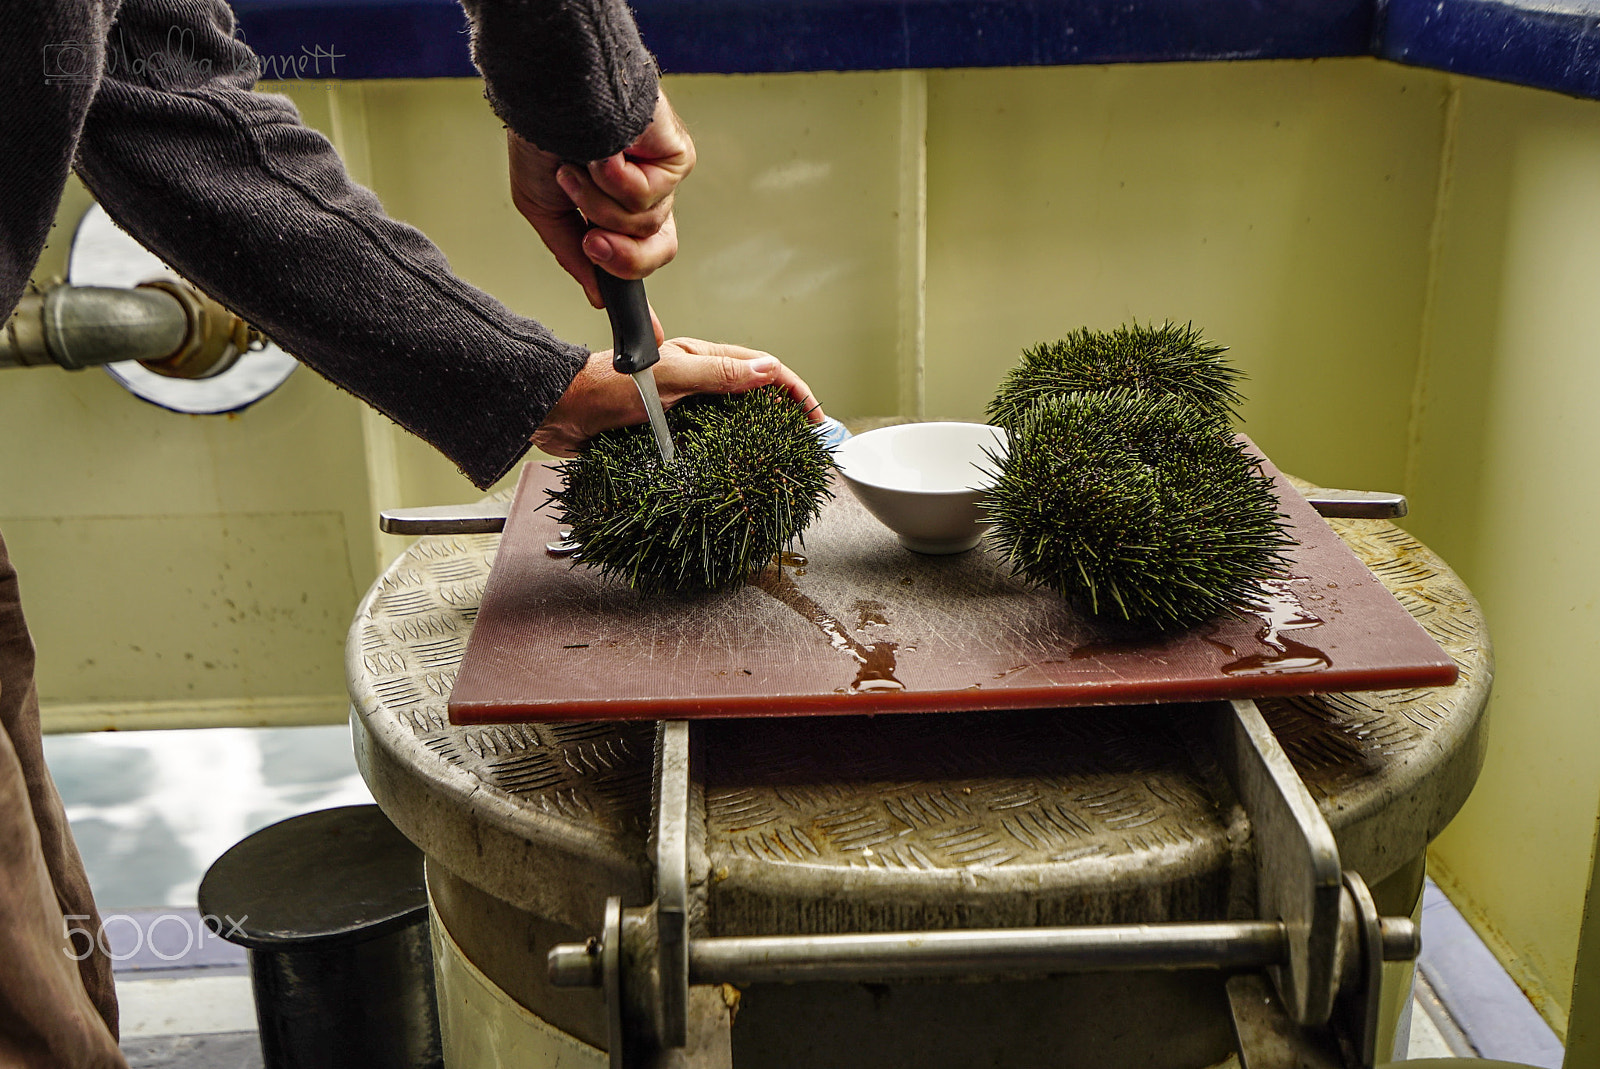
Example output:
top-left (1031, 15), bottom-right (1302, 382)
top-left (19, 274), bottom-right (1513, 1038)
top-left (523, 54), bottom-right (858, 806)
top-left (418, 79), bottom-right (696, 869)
top-left (546, 386), bottom-right (833, 595)
top-left (984, 390), bottom-right (1293, 630)
top-left (987, 322), bottom-right (1242, 431)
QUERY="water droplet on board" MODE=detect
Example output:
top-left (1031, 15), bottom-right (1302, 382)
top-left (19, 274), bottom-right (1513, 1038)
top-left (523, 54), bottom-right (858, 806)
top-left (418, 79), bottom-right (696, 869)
top-left (1222, 639), bottom-right (1331, 676)
top-left (852, 664), bottom-right (902, 692)
top-left (1222, 578), bottom-right (1331, 675)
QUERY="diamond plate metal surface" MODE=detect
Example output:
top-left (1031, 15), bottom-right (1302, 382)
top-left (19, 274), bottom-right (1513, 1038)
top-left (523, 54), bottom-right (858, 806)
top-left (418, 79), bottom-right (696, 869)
top-left (349, 480), bottom-right (1489, 935)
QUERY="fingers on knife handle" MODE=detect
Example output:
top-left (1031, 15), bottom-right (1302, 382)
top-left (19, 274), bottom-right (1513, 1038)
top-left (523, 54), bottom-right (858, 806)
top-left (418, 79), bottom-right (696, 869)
top-left (596, 268), bottom-right (659, 375)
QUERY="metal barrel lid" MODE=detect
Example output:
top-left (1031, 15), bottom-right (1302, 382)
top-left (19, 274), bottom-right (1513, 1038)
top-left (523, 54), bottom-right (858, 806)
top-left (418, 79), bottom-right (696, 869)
top-left (197, 804), bottom-right (427, 950)
top-left (348, 479), bottom-right (1490, 937)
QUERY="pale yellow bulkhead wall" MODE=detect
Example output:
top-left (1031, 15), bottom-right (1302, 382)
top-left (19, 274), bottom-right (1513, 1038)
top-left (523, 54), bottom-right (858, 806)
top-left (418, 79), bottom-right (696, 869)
top-left (10, 58), bottom-right (1600, 1040)
top-left (922, 61), bottom-right (1447, 492)
top-left (1401, 74), bottom-right (1600, 1047)
top-left (8, 176), bottom-right (379, 731)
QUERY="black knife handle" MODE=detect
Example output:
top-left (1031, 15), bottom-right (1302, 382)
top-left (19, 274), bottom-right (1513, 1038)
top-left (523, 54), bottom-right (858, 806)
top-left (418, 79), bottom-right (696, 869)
top-left (595, 267), bottom-right (660, 375)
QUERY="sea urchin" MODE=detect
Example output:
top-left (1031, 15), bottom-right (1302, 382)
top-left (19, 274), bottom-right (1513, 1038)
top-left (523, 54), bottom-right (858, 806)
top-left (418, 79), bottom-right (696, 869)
top-left (984, 390), bottom-right (1293, 630)
top-left (987, 321), bottom-right (1243, 431)
top-left (546, 385), bottom-right (833, 595)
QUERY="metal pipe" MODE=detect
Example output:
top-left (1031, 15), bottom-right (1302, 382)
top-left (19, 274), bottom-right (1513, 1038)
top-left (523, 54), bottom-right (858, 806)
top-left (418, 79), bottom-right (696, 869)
top-left (550, 920), bottom-right (1292, 988)
top-left (1378, 917), bottom-right (1420, 962)
top-left (687, 922), bottom-right (1290, 984)
top-left (3, 282), bottom-right (262, 378)
top-left (2, 286), bottom-right (189, 370)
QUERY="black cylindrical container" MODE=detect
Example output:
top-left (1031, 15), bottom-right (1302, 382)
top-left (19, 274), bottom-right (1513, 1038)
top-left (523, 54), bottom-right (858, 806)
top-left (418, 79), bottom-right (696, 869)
top-left (198, 804), bottom-right (442, 1069)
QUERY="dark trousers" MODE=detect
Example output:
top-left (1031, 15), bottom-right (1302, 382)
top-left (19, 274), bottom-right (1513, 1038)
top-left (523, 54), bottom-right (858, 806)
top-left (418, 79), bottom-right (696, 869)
top-left (0, 528), bottom-right (125, 1068)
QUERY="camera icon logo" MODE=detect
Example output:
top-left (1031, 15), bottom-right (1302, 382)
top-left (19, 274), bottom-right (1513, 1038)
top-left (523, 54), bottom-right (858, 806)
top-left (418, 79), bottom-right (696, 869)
top-left (44, 42), bottom-right (95, 85)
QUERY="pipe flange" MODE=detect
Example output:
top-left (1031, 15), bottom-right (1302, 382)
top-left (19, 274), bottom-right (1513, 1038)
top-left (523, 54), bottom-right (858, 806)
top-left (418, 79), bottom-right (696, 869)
top-left (135, 279), bottom-right (258, 380)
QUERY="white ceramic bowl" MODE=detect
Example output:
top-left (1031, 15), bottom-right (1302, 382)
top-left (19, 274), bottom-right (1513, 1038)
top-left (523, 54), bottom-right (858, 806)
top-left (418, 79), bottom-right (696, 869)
top-left (834, 422), bottom-right (1008, 554)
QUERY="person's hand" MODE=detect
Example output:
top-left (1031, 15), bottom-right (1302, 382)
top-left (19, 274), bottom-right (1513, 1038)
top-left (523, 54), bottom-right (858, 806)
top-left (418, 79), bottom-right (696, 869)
top-left (533, 339), bottom-right (823, 457)
top-left (510, 90), bottom-right (696, 309)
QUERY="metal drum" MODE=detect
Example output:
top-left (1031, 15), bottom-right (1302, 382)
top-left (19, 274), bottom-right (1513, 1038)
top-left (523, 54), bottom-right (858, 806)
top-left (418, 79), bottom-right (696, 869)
top-left (347, 480), bottom-right (1489, 1068)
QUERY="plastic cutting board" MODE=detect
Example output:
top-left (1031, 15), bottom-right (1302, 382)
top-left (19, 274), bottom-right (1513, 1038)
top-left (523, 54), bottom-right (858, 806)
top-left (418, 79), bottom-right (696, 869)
top-left (448, 444), bottom-right (1458, 723)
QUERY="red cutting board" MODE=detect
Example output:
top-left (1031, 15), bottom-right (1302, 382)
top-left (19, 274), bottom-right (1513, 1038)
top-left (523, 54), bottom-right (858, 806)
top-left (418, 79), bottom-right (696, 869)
top-left (448, 445), bottom-right (1457, 724)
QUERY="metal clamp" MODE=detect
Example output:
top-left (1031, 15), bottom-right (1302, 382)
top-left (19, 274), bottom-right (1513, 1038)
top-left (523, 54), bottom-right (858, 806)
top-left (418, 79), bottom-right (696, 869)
top-left (1224, 868), bottom-right (1407, 1069)
top-left (545, 721), bottom-right (707, 1067)
top-left (378, 502), bottom-right (509, 536)
top-left (549, 701), bottom-right (1420, 1068)
top-left (1304, 490), bottom-right (1408, 520)
top-left (655, 721), bottom-right (691, 1048)
top-left (1220, 698), bottom-right (1345, 1027)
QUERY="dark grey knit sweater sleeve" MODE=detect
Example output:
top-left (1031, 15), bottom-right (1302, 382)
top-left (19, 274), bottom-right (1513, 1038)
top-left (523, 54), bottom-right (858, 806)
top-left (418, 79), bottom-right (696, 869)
top-left (462, 0), bottom-right (659, 160)
top-left (74, 0), bottom-right (633, 489)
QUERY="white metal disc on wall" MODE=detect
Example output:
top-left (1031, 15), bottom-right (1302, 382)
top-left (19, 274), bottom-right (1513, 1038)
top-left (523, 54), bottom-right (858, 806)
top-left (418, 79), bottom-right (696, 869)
top-left (68, 204), bottom-right (297, 414)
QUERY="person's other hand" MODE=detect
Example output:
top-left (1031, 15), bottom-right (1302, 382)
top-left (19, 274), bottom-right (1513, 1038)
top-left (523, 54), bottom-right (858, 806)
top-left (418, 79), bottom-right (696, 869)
top-left (510, 90), bottom-right (696, 309)
top-left (533, 339), bottom-right (823, 457)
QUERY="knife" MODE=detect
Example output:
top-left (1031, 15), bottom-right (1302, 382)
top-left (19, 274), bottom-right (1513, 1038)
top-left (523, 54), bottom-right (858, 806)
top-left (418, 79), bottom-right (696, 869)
top-left (594, 267), bottom-right (674, 464)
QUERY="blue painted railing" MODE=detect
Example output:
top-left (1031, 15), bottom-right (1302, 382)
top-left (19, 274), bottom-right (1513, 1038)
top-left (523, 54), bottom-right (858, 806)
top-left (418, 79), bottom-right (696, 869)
top-left (1381, 0), bottom-right (1600, 101)
top-left (228, 0), bottom-right (1600, 101)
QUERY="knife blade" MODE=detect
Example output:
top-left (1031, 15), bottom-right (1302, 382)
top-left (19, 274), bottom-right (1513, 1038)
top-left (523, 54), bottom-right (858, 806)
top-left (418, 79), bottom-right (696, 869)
top-left (630, 364), bottom-right (674, 465)
top-left (594, 267), bottom-right (674, 464)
